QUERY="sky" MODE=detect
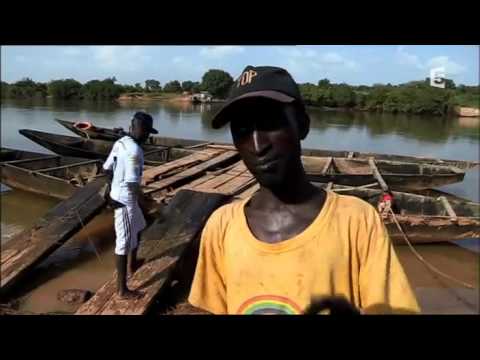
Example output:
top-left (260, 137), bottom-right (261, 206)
top-left (1, 45), bottom-right (478, 86)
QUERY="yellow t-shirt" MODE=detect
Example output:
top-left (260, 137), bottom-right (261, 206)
top-left (188, 190), bottom-right (420, 315)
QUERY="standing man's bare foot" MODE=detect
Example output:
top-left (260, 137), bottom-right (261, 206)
top-left (129, 258), bottom-right (146, 276)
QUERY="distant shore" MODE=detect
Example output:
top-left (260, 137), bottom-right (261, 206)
top-left (116, 93), bottom-right (479, 118)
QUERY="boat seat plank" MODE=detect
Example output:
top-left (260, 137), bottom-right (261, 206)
top-left (438, 196), bottom-right (458, 222)
top-left (368, 158), bottom-right (389, 192)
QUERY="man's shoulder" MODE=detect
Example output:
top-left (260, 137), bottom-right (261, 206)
top-left (205, 199), bottom-right (245, 230)
top-left (117, 136), bottom-right (141, 154)
top-left (329, 191), bottom-right (377, 219)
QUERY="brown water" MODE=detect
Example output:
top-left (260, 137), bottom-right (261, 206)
top-left (1, 99), bottom-right (479, 314)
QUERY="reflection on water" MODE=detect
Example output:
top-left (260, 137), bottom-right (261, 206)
top-left (1, 98), bottom-right (479, 314)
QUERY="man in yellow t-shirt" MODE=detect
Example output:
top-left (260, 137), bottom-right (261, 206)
top-left (188, 65), bottom-right (420, 315)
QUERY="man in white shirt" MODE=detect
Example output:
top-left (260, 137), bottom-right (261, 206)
top-left (103, 112), bottom-right (158, 299)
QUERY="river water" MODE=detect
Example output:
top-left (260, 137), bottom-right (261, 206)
top-left (1, 98), bottom-right (479, 314)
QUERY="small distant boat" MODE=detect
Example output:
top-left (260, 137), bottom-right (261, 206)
top-left (55, 118), bottom-right (479, 170)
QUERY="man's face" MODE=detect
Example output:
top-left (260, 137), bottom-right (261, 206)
top-left (130, 122), bottom-right (150, 144)
top-left (229, 98), bottom-right (306, 189)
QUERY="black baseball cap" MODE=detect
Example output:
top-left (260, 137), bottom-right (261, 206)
top-left (211, 65), bottom-right (305, 129)
top-left (132, 111), bottom-right (158, 134)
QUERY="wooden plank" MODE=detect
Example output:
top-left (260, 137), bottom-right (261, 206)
top-left (0, 178), bottom-right (108, 296)
top-left (206, 144), bottom-right (236, 151)
top-left (76, 190), bottom-right (231, 315)
top-left (237, 183), bottom-right (260, 199)
top-left (143, 148), bottom-right (224, 184)
top-left (0, 155), bottom-right (60, 166)
top-left (144, 150), bottom-right (239, 193)
top-left (368, 157), bottom-right (389, 192)
top-left (326, 182), bottom-right (334, 190)
top-left (321, 157), bottom-right (333, 175)
top-left (36, 159), bottom-right (100, 173)
top-left (438, 196), bottom-right (458, 222)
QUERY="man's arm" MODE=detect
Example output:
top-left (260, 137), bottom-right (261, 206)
top-left (358, 207), bottom-right (420, 314)
top-left (188, 209), bottom-right (228, 314)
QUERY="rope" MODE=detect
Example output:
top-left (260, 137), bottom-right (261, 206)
top-left (75, 209), bottom-right (103, 263)
top-left (387, 208), bottom-right (475, 289)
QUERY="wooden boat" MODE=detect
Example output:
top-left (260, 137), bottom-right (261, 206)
top-left (1, 145), bottom-right (226, 200)
top-left (310, 182), bottom-right (480, 244)
top-left (55, 118), bottom-right (479, 170)
top-left (1, 148), bottom-right (104, 199)
top-left (19, 130), bottom-right (467, 191)
top-left (302, 156), bottom-right (465, 191)
top-left (18, 129), bottom-right (198, 166)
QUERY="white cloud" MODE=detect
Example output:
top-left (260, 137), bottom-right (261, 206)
top-left (273, 47), bottom-right (359, 81)
top-left (91, 46), bottom-right (151, 72)
top-left (172, 56), bottom-right (185, 64)
top-left (396, 46), bottom-right (467, 78)
top-left (426, 56), bottom-right (466, 76)
top-left (396, 45), bottom-right (424, 69)
top-left (199, 46), bottom-right (245, 59)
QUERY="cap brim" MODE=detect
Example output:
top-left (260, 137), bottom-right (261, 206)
top-left (211, 90), bottom-right (295, 129)
top-left (149, 128), bottom-right (159, 134)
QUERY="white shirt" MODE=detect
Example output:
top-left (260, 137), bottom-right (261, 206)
top-left (103, 136), bottom-right (144, 205)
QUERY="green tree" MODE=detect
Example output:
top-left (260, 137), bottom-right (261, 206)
top-left (163, 80), bottom-right (182, 93)
top-left (181, 80), bottom-right (195, 92)
top-left (7, 78), bottom-right (47, 99)
top-left (145, 79), bottom-right (161, 92)
top-left (83, 78), bottom-right (123, 100)
top-left (330, 85), bottom-right (356, 107)
top-left (134, 83), bottom-right (143, 92)
top-left (318, 78), bottom-right (331, 88)
top-left (48, 79), bottom-right (83, 99)
top-left (201, 69), bottom-right (234, 98)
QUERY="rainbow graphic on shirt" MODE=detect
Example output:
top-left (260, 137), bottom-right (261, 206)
top-left (237, 295), bottom-right (303, 315)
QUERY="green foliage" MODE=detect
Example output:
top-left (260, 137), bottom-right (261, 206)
top-left (48, 79), bottom-right (83, 99)
top-left (2, 78), bottom-right (47, 99)
top-left (145, 79), bottom-right (161, 92)
top-left (201, 69), bottom-right (234, 98)
top-left (163, 80), bottom-right (182, 93)
top-left (83, 78), bottom-right (123, 100)
top-left (181, 80), bottom-right (201, 93)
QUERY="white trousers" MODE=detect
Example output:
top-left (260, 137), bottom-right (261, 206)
top-left (114, 203), bottom-right (146, 255)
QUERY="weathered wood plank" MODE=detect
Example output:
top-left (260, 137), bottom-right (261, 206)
top-left (0, 178), bottom-right (108, 296)
top-left (144, 150), bottom-right (239, 193)
top-left (237, 183), bottom-right (260, 199)
top-left (76, 190), bottom-right (231, 315)
top-left (143, 148), bottom-right (224, 184)
top-left (439, 196), bottom-right (458, 222)
top-left (368, 157), bottom-right (389, 192)
top-left (321, 157), bottom-right (333, 175)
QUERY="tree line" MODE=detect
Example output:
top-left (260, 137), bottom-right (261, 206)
top-left (300, 78), bottom-right (479, 116)
top-left (1, 69), bottom-right (234, 101)
top-left (2, 70), bottom-right (478, 116)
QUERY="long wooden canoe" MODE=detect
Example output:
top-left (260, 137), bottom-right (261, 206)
top-left (56, 118), bottom-right (479, 170)
top-left (302, 156), bottom-right (465, 191)
top-left (20, 130), bottom-right (467, 190)
top-left (18, 129), bottom-right (199, 166)
top-left (1, 149), bottom-right (104, 199)
top-left (237, 182), bottom-right (479, 244)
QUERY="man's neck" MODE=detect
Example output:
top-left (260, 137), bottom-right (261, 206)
top-left (253, 171), bottom-right (319, 209)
